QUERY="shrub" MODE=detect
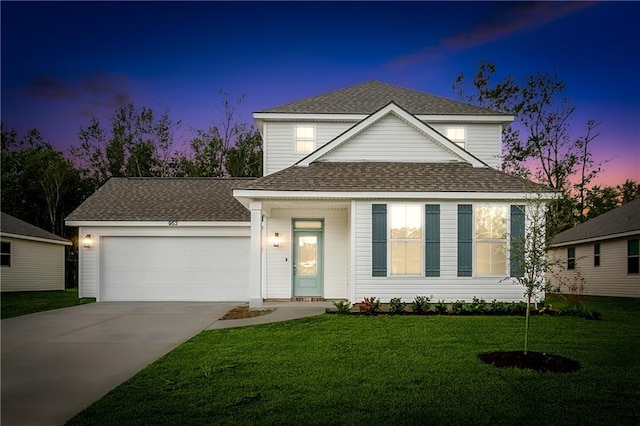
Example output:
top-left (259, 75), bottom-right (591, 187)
top-left (411, 296), bottom-right (431, 314)
top-left (358, 297), bottom-right (381, 315)
top-left (389, 297), bottom-right (406, 314)
top-left (451, 300), bottom-right (465, 314)
top-left (434, 300), bottom-right (448, 315)
top-left (332, 300), bottom-right (352, 315)
top-left (557, 305), bottom-right (602, 320)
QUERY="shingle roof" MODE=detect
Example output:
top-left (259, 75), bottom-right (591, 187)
top-left (241, 162), bottom-right (553, 193)
top-left (65, 178), bottom-right (253, 222)
top-left (552, 198), bottom-right (640, 246)
top-left (1, 212), bottom-right (70, 243)
top-left (258, 81), bottom-right (509, 116)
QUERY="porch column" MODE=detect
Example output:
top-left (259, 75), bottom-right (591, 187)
top-left (249, 201), bottom-right (263, 308)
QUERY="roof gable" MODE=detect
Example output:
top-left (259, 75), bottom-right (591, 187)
top-left (1, 212), bottom-right (70, 244)
top-left (298, 102), bottom-right (485, 167)
top-left (65, 178), bottom-right (253, 223)
top-left (552, 198), bottom-right (640, 246)
top-left (257, 81), bottom-right (509, 116)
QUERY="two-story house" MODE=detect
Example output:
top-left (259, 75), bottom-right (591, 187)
top-left (66, 81), bottom-right (555, 306)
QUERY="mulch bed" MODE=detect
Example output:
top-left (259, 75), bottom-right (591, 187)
top-left (219, 305), bottom-right (275, 320)
top-left (478, 351), bottom-right (581, 373)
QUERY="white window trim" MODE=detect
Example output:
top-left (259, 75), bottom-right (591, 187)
top-left (473, 204), bottom-right (509, 277)
top-left (388, 203), bottom-right (424, 277)
top-left (294, 124), bottom-right (316, 154)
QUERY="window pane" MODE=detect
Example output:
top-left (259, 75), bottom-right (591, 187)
top-left (390, 241), bottom-right (422, 275)
top-left (475, 206), bottom-right (492, 239)
top-left (476, 242), bottom-right (506, 276)
top-left (406, 205), bottom-right (422, 239)
top-left (447, 127), bottom-right (465, 141)
top-left (629, 239), bottom-right (639, 256)
top-left (298, 236), bottom-right (317, 276)
top-left (491, 242), bottom-right (507, 275)
top-left (390, 241), bottom-right (406, 275)
top-left (475, 206), bottom-right (506, 238)
top-left (629, 257), bottom-right (639, 274)
top-left (390, 205), bottom-right (407, 239)
top-left (406, 241), bottom-right (422, 275)
top-left (294, 221), bottom-right (322, 229)
top-left (296, 126), bottom-right (314, 139)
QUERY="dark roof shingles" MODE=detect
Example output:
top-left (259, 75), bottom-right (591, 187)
top-left (1, 212), bottom-right (70, 243)
top-left (243, 162), bottom-right (553, 193)
top-left (258, 81), bottom-right (508, 116)
top-left (552, 198), bottom-right (640, 245)
top-left (65, 178), bottom-right (253, 222)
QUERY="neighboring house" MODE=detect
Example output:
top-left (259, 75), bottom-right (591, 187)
top-left (548, 198), bottom-right (640, 298)
top-left (66, 81), bottom-right (556, 306)
top-left (1, 212), bottom-right (72, 292)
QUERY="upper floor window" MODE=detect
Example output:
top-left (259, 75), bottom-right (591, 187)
top-left (475, 205), bottom-right (507, 276)
top-left (389, 204), bottom-right (422, 276)
top-left (295, 126), bottom-right (315, 154)
top-left (1, 241), bottom-right (11, 267)
top-left (446, 127), bottom-right (466, 149)
top-left (594, 243), bottom-right (600, 267)
top-left (567, 247), bottom-right (576, 270)
top-left (628, 239), bottom-right (639, 274)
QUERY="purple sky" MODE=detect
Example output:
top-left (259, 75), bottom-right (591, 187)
top-left (2, 1), bottom-right (638, 186)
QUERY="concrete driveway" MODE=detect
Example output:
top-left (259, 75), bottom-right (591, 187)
top-left (1, 302), bottom-right (237, 426)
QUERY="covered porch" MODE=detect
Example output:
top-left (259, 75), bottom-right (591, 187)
top-left (236, 197), bottom-right (353, 308)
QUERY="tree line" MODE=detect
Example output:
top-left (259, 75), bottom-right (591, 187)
top-left (454, 61), bottom-right (638, 237)
top-left (1, 93), bottom-right (262, 239)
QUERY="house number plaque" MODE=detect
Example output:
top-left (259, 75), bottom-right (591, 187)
top-left (168, 221), bottom-right (178, 226)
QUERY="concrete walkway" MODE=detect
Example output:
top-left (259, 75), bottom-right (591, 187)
top-left (1, 301), bottom-right (331, 426)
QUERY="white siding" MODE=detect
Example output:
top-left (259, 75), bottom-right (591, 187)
top-left (353, 200), bottom-right (526, 303)
top-left (548, 237), bottom-right (640, 298)
top-left (0, 237), bottom-right (66, 292)
top-left (265, 208), bottom-right (348, 299)
top-left (321, 114), bottom-right (461, 163)
top-left (264, 121), bottom-right (357, 175)
top-left (430, 123), bottom-right (502, 168)
top-left (77, 225), bottom-right (250, 301)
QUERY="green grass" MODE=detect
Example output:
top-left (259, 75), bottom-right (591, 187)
top-left (1, 289), bottom-right (95, 319)
top-left (68, 296), bottom-right (640, 425)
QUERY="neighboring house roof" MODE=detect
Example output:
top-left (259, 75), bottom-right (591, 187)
top-left (257, 81), bottom-right (509, 116)
top-left (65, 178), bottom-right (254, 222)
top-left (1, 212), bottom-right (71, 244)
top-left (240, 162), bottom-right (554, 194)
top-left (552, 198), bottom-right (640, 246)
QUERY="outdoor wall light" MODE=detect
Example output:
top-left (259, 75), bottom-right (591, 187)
top-left (83, 234), bottom-right (93, 248)
top-left (273, 232), bottom-right (280, 247)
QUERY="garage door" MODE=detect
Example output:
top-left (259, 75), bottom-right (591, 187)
top-left (101, 236), bottom-right (249, 301)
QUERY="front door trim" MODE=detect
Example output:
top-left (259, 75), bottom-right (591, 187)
top-left (292, 219), bottom-right (324, 297)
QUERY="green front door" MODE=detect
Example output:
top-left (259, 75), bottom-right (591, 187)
top-left (293, 230), bottom-right (323, 297)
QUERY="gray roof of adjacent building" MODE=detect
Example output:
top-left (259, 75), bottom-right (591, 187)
top-left (241, 162), bottom-right (554, 193)
top-left (551, 198), bottom-right (640, 246)
top-left (65, 178), bottom-right (253, 222)
top-left (1, 212), bottom-right (71, 243)
top-left (257, 81), bottom-right (510, 116)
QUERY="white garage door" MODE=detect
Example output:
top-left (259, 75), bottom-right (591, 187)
top-left (101, 236), bottom-right (249, 301)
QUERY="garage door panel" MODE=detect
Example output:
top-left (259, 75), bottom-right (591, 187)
top-left (101, 237), bottom-right (249, 301)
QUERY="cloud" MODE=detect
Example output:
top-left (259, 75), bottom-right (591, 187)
top-left (24, 72), bottom-right (132, 116)
top-left (388, 2), bottom-right (596, 68)
top-left (24, 75), bottom-right (77, 100)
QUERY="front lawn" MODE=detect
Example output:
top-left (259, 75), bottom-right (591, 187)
top-left (68, 296), bottom-right (640, 425)
top-left (1, 289), bottom-right (95, 319)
